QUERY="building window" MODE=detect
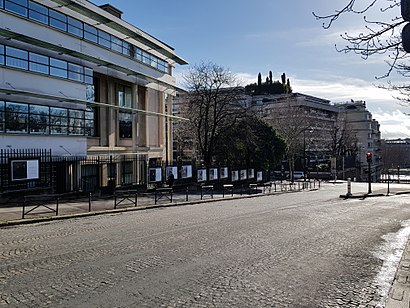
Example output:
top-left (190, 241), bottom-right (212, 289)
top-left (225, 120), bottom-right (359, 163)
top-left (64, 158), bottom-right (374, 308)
top-left (0, 101), bottom-right (4, 132)
top-left (98, 29), bottom-right (111, 49)
top-left (68, 62), bottom-right (84, 82)
top-left (5, 0), bottom-right (28, 17)
top-left (50, 107), bottom-right (68, 134)
top-left (84, 24), bottom-right (98, 43)
top-left (3, 0), bottom-right (170, 74)
top-left (5, 102), bottom-right (29, 133)
top-left (67, 16), bottom-right (83, 38)
top-left (85, 107), bottom-right (95, 136)
top-left (1, 44), bottom-right (93, 84)
top-left (121, 161), bottom-right (133, 185)
top-left (68, 109), bottom-right (85, 135)
top-left (28, 0), bottom-right (48, 24)
top-left (118, 85), bottom-right (132, 136)
top-left (0, 101), bottom-right (95, 136)
top-left (29, 104), bottom-right (49, 134)
top-left (6, 46), bottom-right (28, 70)
top-left (119, 112), bottom-right (132, 138)
top-left (49, 9), bottom-right (67, 31)
top-left (29, 52), bottom-right (49, 74)
top-left (118, 85), bottom-right (132, 108)
top-left (111, 36), bottom-right (122, 53)
top-left (50, 57), bottom-right (67, 78)
top-left (0, 44), bottom-right (4, 65)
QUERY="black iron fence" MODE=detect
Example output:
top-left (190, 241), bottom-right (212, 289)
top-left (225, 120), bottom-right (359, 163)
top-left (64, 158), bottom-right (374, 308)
top-left (1, 149), bottom-right (314, 199)
top-left (0, 150), bottom-right (148, 198)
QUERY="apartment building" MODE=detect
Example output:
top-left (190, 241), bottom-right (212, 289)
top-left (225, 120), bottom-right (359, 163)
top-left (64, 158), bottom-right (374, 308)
top-left (0, 0), bottom-right (186, 193)
top-left (250, 92), bottom-right (340, 165)
top-left (335, 101), bottom-right (382, 181)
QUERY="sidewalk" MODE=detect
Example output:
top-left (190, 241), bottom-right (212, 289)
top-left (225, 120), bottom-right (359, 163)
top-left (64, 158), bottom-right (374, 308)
top-left (0, 181), bottom-right (316, 226)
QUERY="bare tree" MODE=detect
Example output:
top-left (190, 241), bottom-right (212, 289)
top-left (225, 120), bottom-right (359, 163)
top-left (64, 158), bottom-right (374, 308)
top-left (313, 0), bottom-right (407, 79)
top-left (263, 98), bottom-right (314, 179)
top-left (328, 113), bottom-right (358, 158)
top-left (181, 62), bottom-right (247, 167)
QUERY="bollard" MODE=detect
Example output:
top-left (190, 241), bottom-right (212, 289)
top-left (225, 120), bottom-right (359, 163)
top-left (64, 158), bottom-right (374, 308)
top-left (88, 192), bottom-right (92, 212)
top-left (347, 178), bottom-right (352, 196)
top-left (186, 187), bottom-right (189, 202)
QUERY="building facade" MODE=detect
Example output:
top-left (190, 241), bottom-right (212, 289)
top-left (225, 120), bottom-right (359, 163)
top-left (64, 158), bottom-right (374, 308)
top-left (0, 0), bottom-right (186, 193)
top-left (335, 101), bottom-right (382, 181)
top-left (381, 138), bottom-right (410, 169)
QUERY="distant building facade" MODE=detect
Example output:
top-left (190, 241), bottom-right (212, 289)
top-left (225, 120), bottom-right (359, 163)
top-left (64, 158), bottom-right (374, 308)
top-left (0, 0), bottom-right (186, 193)
top-left (335, 101), bottom-right (382, 181)
top-left (381, 138), bottom-right (410, 169)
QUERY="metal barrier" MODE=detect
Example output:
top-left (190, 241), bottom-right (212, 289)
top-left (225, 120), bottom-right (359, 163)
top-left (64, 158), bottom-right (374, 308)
top-left (155, 188), bottom-right (173, 204)
top-left (114, 190), bottom-right (138, 209)
top-left (22, 194), bottom-right (59, 219)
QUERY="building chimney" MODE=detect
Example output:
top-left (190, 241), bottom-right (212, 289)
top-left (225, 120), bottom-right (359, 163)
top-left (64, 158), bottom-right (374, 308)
top-left (99, 4), bottom-right (123, 19)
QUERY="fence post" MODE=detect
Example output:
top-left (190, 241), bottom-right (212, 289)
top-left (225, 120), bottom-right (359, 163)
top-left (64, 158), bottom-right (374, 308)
top-left (88, 192), bottom-right (92, 212)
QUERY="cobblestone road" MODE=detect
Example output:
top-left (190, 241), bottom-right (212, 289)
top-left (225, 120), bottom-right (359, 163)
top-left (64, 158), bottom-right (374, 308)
top-left (1, 183), bottom-right (410, 307)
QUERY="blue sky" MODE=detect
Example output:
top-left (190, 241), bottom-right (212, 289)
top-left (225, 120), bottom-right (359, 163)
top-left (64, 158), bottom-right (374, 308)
top-left (91, 0), bottom-right (410, 139)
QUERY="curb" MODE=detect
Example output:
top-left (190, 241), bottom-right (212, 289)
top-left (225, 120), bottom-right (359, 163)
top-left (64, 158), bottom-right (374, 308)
top-left (339, 193), bottom-right (385, 199)
top-left (386, 239), bottom-right (410, 308)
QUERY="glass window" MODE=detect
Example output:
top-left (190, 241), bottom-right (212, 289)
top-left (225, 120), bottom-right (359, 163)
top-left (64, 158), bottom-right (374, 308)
top-left (6, 46), bottom-right (28, 70)
top-left (68, 16), bottom-right (83, 37)
top-left (119, 112), bottom-right (132, 138)
top-left (85, 109), bottom-right (95, 136)
top-left (84, 24), bottom-right (98, 43)
top-left (29, 52), bottom-right (48, 74)
top-left (0, 0), bottom-right (3, 9)
top-left (50, 57), bottom-right (67, 78)
top-left (5, 102), bottom-right (28, 133)
top-left (5, 0), bottom-right (28, 17)
top-left (135, 48), bottom-right (143, 62)
top-left (118, 85), bottom-right (132, 108)
top-left (84, 67), bottom-right (93, 84)
top-left (98, 30), bottom-right (111, 48)
top-left (0, 101), bottom-right (4, 132)
top-left (111, 36), bottom-right (122, 53)
top-left (49, 9), bottom-right (67, 31)
top-left (0, 44), bottom-right (4, 65)
top-left (30, 104), bottom-right (49, 115)
top-left (50, 107), bottom-right (67, 117)
top-left (29, 114), bottom-right (48, 134)
top-left (50, 107), bottom-right (67, 134)
top-left (123, 41), bottom-right (134, 57)
top-left (28, 0), bottom-right (48, 24)
top-left (68, 63), bottom-right (83, 82)
top-left (121, 161), bottom-right (133, 185)
top-left (68, 109), bottom-right (84, 135)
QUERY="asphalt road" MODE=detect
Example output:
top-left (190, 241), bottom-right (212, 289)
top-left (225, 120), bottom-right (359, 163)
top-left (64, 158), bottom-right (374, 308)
top-left (1, 183), bottom-right (410, 307)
